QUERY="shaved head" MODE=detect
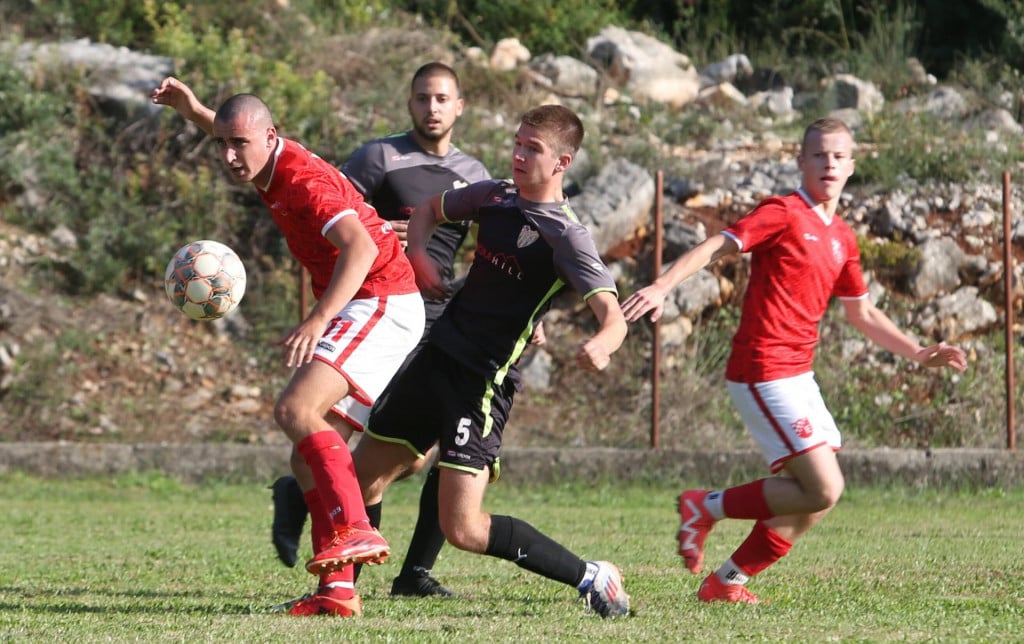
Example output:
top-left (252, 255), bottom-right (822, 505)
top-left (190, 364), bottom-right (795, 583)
top-left (216, 93), bottom-right (274, 128)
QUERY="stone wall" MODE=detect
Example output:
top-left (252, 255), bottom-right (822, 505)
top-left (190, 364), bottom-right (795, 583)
top-left (2, 443), bottom-right (1022, 489)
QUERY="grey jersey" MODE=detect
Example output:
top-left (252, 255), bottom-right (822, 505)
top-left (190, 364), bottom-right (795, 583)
top-left (429, 179), bottom-right (617, 382)
top-left (341, 132), bottom-right (490, 294)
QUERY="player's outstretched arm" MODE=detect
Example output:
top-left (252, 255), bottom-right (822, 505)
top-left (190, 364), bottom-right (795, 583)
top-left (841, 297), bottom-right (968, 372)
top-left (407, 195), bottom-right (448, 300)
top-left (621, 233), bottom-right (738, 323)
top-left (150, 77), bottom-right (216, 135)
top-left (577, 291), bottom-right (627, 372)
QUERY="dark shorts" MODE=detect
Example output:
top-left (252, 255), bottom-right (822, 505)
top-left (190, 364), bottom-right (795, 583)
top-left (366, 343), bottom-right (515, 477)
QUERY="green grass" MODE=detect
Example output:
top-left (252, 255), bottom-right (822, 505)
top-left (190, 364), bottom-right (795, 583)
top-left (1, 473), bottom-right (1021, 642)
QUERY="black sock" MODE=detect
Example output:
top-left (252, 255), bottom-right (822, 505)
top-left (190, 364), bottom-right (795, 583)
top-left (399, 467), bottom-right (447, 579)
top-left (366, 501), bottom-right (383, 529)
top-left (353, 501), bottom-right (383, 583)
top-left (485, 514), bottom-right (586, 587)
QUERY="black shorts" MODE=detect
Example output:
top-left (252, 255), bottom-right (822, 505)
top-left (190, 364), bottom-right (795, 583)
top-left (366, 343), bottom-right (515, 476)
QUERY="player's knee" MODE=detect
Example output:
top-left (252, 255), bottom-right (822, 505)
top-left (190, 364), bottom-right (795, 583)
top-left (273, 397), bottom-right (296, 432)
top-left (273, 395), bottom-right (316, 438)
top-left (439, 516), bottom-right (486, 553)
top-left (810, 477), bottom-right (844, 512)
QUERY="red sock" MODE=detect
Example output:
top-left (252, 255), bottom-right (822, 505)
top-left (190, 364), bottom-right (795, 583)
top-left (731, 520), bottom-right (793, 577)
top-left (722, 479), bottom-right (774, 520)
top-left (296, 431), bottom-right (369, 530)
top-left (320, 567), bottom-right (355, 600)
top-left (305, 489), bottom-right (332, 554)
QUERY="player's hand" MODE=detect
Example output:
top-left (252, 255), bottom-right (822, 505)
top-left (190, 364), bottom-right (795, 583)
top-left (916, 342), bottom-right (968, 372)
top-left (620, 284), bottom-right (669, 323)
top-left (530, 320), bottom-right (546, 346)
top-left (150, 77), bottom-right (201, 119)
top-left (409, 250), bottom-right (450, 301)
top-left (275, 318), bottom-right (326, 368)
top-left (576, 338), bottom-right (611, 371)
top-left (391, 220), bottom-right (409, 247)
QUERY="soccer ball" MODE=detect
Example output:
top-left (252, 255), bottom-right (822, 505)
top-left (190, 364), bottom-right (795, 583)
top-left (164, 240), bottom-right (246, 321)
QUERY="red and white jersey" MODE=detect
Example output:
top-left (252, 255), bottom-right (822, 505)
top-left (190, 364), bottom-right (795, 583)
top-left (256, 138), bottom-right (417, 300)
top-left (723, 190), bottom-right (868, 383)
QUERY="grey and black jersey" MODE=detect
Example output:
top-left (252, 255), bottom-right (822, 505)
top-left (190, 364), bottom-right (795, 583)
top-left (428, 179), bottom-right (617, 383)
top-left (341, 132), bottom-right (490, 294)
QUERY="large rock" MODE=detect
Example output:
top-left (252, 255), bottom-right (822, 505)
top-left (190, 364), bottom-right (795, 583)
top-left (909, 236), bottom-right (965, 299)
top-left (528, 54), bottom-right (599, 98)
top-left (586, 26), bottom-right (700, 108)
top-left (821, 73), bottom-right (885, 113)
top-left (570, 158), bottom-right (655, 256)
top-left (10, 38), bottom-right (173, 121)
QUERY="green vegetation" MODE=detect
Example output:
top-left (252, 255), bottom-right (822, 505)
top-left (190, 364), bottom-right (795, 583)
top-left (3, 1), bottom-right (1023, 305)
top-left (1, 473), bottom-right (1020, 641)
top-left (2, 2), bottom-right (1024, 449)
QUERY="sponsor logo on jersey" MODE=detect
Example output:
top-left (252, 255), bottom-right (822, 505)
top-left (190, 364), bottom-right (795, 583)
top-left (476, 244), bottom-right (525, 280)
top-left (803, 232), bottom-right (818, 241)
top-left (791, 417), bottom-right (813, 438)
top-left (516, 225), bottom-right (540, 248)
top-left (453, 180), bottom-right (468, 189)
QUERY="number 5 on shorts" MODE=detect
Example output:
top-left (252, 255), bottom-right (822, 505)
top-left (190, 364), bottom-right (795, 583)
top-left (455, 417), bottom-right (471, 446)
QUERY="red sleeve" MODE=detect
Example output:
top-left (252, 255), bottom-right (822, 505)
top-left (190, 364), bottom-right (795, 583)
top-left (725, 197), bottom-right (789, 252)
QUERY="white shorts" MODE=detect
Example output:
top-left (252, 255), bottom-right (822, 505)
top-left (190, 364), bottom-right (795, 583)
top-left (314, 292), bottom-right (424, 431)
top-left (727, 372), bottom-right (841, 474)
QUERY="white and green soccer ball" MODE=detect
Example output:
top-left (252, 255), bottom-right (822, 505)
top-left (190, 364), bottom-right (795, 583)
top-left (164, 240), bottom-right (246, 321)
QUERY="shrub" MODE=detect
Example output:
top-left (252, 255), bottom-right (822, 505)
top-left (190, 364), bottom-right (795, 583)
top-left (409, 0), bottom-right (641, 56)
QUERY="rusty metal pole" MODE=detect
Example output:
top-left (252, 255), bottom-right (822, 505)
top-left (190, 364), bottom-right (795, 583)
top-left (651, 171), bottom-right (664, 449)
top-left (1004, 171), bottom-right (1016, 451)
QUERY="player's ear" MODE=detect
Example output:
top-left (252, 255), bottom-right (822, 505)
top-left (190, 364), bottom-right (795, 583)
top-left (266, 126), bottom-right (277, 149)
top-left (554, 153), bottom-right (573, 173)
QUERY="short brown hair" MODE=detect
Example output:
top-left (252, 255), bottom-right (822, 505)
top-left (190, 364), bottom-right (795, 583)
top-left (801, 117), bottom-right (853, 153)
top-left (520, 104), bottom-right (584, 156)
top-left (411, 61), bottom-right (461, 95)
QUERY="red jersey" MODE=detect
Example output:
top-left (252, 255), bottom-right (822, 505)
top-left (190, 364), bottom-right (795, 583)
top-left (256, 138), bottom-right (417, 300)
top-left (723, 190), bottom-right (867, 383)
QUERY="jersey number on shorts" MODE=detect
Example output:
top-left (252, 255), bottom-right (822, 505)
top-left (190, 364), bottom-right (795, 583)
top-left (326, 316), bottom-right (353, 342)
top-left (455, 417), bottom-right (471, 446)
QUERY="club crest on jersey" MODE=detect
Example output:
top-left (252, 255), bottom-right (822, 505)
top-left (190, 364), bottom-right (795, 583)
top-left (831, 238), bottom-right (844, 264)
top-left (517, 225), bottom-right (540, 248)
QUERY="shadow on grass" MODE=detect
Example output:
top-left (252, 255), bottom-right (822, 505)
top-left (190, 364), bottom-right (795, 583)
top-left (0, 585), bottom-right (259, 615)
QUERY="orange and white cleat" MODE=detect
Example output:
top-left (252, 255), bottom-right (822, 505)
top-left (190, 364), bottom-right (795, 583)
top-left (305, 526), bottom-right (390, 575)
top-left (286, 593), bottom-right (363, 617)
top-left (697, 573), bottom-right (761, 604)
top-left (677, 490), bottom-right (716, 575)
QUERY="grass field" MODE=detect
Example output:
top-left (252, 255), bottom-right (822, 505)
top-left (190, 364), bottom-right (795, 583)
top-left (1, 472), bottom-right (1021, 642)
